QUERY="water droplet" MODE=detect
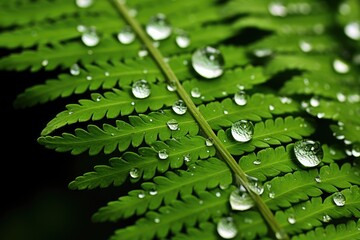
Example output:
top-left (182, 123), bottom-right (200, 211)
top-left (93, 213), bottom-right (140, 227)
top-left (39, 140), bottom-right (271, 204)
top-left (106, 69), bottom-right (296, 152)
top-left (280, 96), bottom-right (292, 104)
top-left (86, 75), bottom-right (92, 81)
top-left (70, 63), bottom-right (80, 76)
top-left (229, 188), bottom-right (254, 211)
top-left (299, 40), bottom-right (312, 52)
top-left (333, 58), bottom-right (350, 74)
top-left (231, 120), bottom-right (254, 142)
top-left (314, 175), bottom-right (321, 183)
top-left (175, 30), bottom-right (190, 48)
top-left (183, 153), bottom-right (191, 163)
top-left (294, 139), bottom-right (323, 167)
top-left (191, 87), bottom-right (201, 98)
top-left (129, 167), bottom-right (141, 179)
top-left (166, 82), bottom-right (177, 92)
top-left (138, 190), bottom-right (146, 199)
top-left (75, 0), bottom-right (93, 8)
top-left (138, 47), bottom-right (148, 58)
top-left (269, 105), bottom-right (275, 111)
top-left (158, 149), bottom-right (169, 160)
top-left (246, 175), bottom-right (264, 195)
top-left (344, 21), bottom-right (360, 40)
top-left (268, 2), bottom-right (288, 17)
top-left (216, 191), bottom-right (221, 197)
top-left (117, 25), bottom-right (136, 44)
top-left (275, 230), bottom-right (287, 240)
top-left (322, 214), bottom-right (331, 222)
top-left (149, 187), bottom-right (158, 195)
top-left (332, 192), bottom-right (346, 206)
top-left (269, 192), bottom-right (275, 199)
top-left (146, 13), bottom-right (172, 41)
top-left (41, 59), bottom-right (48, 67)
top-left (166, 119), bottom-right (179, 131)
top-left (352, 143), bottom-right (360, 157)
top-left (191, 46), bottom-right (225, 79)
top-left (234, 90), bottom-right (248, 106)
top-left (81, 26), bottom-right (100, 47)
top-left (154, 217), bottom-right (160, 223)
top-left (287, 214), bottom-right (296, 224)
top-left (253, 49), bottom-right (272, 58)
top-left (253, 159), bottom-right (261, 165)
top-left (172, 100), bottom-right (187, 115)
top-left (310, 97), bottom-right (320, 107)
top-left (205, 138), bottom-right (214, 146)
top-left (132, 79), bottom-right (151, 99)
top-left (77, 24), bottom-right (87, 33)
top-left (217, 217), bottom-right (238, 239)
top-left (336, 92), bottom-right (347, 102)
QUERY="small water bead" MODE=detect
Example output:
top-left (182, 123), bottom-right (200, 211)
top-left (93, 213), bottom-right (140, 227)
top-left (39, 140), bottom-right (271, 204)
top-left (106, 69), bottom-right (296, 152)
top-left (146, 13), bottom-right (172, 41)
top-left (231, 120), bottom-right (254, 143)
top-left (229, 188), bottom-right (254, 211)
top-left (191, 87), bottom-right (201, 98)
top-left (191, 46), bottom-right (225, 79)
top-left (253, 159), bottom-right (261, 165)
top-left (336, 92), bottom-right (346, 102)
top-left (129, 167), bottom-right (141, 179)
top-left (175, 30), bottom-right (191, 48)
top-left (41, 59), bottom-right (48, 67)
top-left (247, 175), bottom-right (264, 195)
top-left (269, 192), bottom-right (275, 199)
top-left (86, 75), bottom-right (92, 81)
top-left (77, 24), bottom-right (87, 33)
top-left (117, 25), bottom-right (135, 44)
top-left (344, 21), bottom-right (360, 40)
top-left (332, 192), bottom-right (346, 206)
top-left (268, 2), bottom-right (288, 17)
top-left (275, 230), bottom-right (287, 240)
top-left (172, 100), bottom-right (187, 115)
top-left (217, 217), bottom-right (238, 239)
top-left (310, 97), bottom-right (320, 107)
top-left (138, 48), bottom-right (148, 58)
top-left (205, 138), bottom-right (214, 146)
top-left (138, 191), bottom-right (146, 199)
top-left (234, 90), bottom-right (248, 106)
top-left (76, 0), bottom-right (93, 8)
top-left (81, 26), bottom-right (100, 47)
top-left (269, 105), bottom-right (275, 111)
top-left (183, 153), bottom-right (191, 163)
top-left (158, 149), bottom-right (169, 160)
top-left (70, 63), bottom-right (80, 76)
top-left (287, 214), bottom-right (296, 224)
top-left (299, 40), bottom-right (312, 52)
top-left (166, 82), bottom-right (177, 92)
top-left (294, 139), bottom-right (323, 167)
top-left (132, 79), bottom-right (151, 99)
top-left (154, 217), bottom-right (160, 223)
top-left (352, 143), bottom-right (360, 157)
top-left (166, 119), bottom-right (179, 131)
top-left (333, 58), bottom-right (350, 74)
top-left (322, 214), bottom-right (331, 223)
top-left (253, 48), bottom-right (272, 58)
top-left (314, 175), bottom-right (321, 183)
top-left (149, 187), bottom-right (158, 196)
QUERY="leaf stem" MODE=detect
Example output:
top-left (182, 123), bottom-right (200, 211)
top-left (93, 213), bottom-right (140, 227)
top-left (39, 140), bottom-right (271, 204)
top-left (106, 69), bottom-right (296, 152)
top-left (111, 0), bottom-right (289, 239)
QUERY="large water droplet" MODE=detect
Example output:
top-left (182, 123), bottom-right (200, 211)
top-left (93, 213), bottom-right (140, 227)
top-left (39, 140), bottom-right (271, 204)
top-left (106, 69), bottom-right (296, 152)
top-left (175, 30), bottom-right (190, 48)
top-left (158, 149), bottom-right (169, 160)
top-left (166, 119), bottom-right (179, 131)
top-left (294, 139), bottom-right (323, 167)
top-left (332, 192), bottom-right (346, 206)
top-left (70, 63), bottom-right (80, 76)
top-left (81, 26), bottom-right (100, 47)
top-left (172, 100), bottom-right (187, 115)
top-left (333, 58), bottom-right (350, 74)
top-left (76, 0), bottom-right (93, 8)
top-left (129, 167), bottom-right (141, 179)
top-left (246, 175), bottom-right (264, 195)
top-left (191, 46), bottom-right (225, 79)
top-left (146, 13), bottom-right (172, 41)
top-left (229, 188), bottom-right (254, 211)
top-left (217, 217), bottom-right (238, 239)
top-left (231, 120), bottom-right (254, 142)
top-left (234, 90), bottom-right (248, 106)
top-left (132, 79), bottom-right (151, 99)
top-left (117, 25), bottom-right (136, 44)
top-left (344, 21), bottom-right (360, 40)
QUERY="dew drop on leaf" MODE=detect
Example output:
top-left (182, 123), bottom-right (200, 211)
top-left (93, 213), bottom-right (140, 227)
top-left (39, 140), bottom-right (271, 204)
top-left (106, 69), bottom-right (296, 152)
top-left (81, 26), bottom-right (100, 47)
top-left (166, 119), bottom-right (179, 131)
top-left (314, 175), bottom-right (321, 183)
top-left (138, 190), bottom-right (146, 199)
top-left (287, 214), bottom-right (296, 224)
top-left (231, 120), bottom-right (254, 142)
top-left (352, 142), bottom-right (360, 157)
top-left (166, 82), bottom-right (177, 92)
top-left (132, 79), bottom-right (151, 99)
top-left (70, 63), bottom-right (80, 76)
top-left (138, 47), bottom-right (148, 58)
top-left (172, 100), bottom-right (187, 115)
top-left (191, 87), bottom-right (201, 98)
top-left (333, 58), bottom-right (350, 74)
top-left (75, 0), bottom-right (93, 8)
top-left (205, 138), bottom-right (214, 146)
top-left (246, 175), bottom-right (264, 195)
top-left (299, 40), bottom-right (312, 52)
top-left (191, 46), bottom-right (225, 79)
top-left (344, 21), bottom-right (360, 40)
top-left (269, 192), bottom-right (275, 199)
top-left (158, 149), bottom-right (168, 160)
top-left (229, 188), bottom-right (254, 211)
top-left (332, 192), bottom-right (346, 206)
top-left (149, 186), bottom-right (158, 196)
top-left (175, 29), bottom-right (190, 48)
top-left (217, 217), bottom-right (238, 239)
top-left (129, 168), bottom-right (140, 179)
top-left (117, 25), bottom-right (135, 44)
top-left (146, 13), bottom-right (172, 41)
top-left (41, 59), bottom-right (48, 67)
top-left (294, 139), bottom-right (323, 167)
top-left (234, 90), bottom-right (248, 106)
top-left (322, 214), bottom-right (331, 222)
top-left (268, 2), bottom-right (288, 17)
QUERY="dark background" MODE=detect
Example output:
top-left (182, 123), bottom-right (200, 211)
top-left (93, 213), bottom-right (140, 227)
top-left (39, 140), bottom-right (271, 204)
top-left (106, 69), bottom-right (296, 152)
top-left (1, 68), bottom-right (120, 240)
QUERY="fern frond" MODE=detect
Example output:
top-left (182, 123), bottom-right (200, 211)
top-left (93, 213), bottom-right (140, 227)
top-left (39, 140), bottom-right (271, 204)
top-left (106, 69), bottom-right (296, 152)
top-left (92, 158), bottom-right (231, 221)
